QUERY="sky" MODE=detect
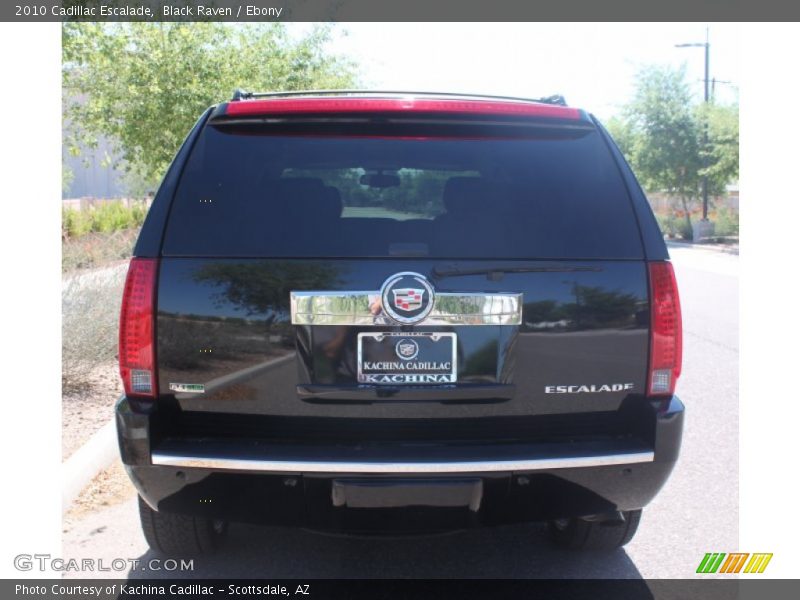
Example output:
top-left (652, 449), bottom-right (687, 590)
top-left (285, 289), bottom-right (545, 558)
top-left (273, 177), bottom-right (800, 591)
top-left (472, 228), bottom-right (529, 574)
top-left (289, 23), bottom-right (740, 121)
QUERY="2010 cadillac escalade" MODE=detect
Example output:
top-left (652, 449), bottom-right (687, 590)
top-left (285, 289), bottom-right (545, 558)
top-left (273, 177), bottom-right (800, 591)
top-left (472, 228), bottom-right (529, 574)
top-left (115, 91), bottom-right (683, 554)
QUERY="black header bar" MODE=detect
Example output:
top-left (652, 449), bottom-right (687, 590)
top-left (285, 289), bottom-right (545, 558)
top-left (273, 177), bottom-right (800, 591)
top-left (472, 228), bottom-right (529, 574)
top-left (5, 578), bottom-right (799, 600)
top-left (5, 0), bottom-right (800, 22)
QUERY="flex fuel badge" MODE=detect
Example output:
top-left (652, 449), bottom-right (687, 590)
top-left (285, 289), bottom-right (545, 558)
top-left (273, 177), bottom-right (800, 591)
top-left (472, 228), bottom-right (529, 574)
top-left (169, 383), bottom-right (205, 394)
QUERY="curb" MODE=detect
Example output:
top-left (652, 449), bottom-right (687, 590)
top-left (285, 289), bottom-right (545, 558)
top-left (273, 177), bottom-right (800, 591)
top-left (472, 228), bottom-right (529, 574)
top-left (666, 240), bottom-right (739, 256)
top-left (61, 417), bottom-right (118, 513)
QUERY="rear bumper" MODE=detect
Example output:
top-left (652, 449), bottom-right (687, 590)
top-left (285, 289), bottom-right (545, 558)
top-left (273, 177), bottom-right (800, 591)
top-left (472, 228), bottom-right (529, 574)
top-left (116, 395), bottom-right (683, 531)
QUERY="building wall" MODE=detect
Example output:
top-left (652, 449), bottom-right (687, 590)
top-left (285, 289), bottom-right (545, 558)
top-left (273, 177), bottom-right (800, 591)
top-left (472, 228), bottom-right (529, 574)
top-left (63, 136), bottom-right (126, 199)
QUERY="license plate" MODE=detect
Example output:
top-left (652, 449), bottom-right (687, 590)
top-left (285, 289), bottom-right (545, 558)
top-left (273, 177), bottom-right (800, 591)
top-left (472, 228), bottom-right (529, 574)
top-left (357, 332), bottom-right (457, 384)
top-left (332, 478), bottom-right (482, 510)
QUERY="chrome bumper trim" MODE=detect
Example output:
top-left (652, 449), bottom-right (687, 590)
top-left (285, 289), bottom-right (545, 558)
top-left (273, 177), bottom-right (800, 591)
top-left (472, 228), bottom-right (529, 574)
top-left (151, 451), bottom-right (654, 473)
top-left (290, 291), bottom-right (523, 326)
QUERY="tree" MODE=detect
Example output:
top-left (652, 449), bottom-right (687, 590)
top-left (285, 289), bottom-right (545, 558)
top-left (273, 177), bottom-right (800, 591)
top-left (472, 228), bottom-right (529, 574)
top-left (610, 64), bottom-right (738, 240)
top-left (698, 102), bottom-right (739, 193)
top-left (622, 65), bottom-right (702, 237)
top-left (605, 115), bottom-right (636, 159)
top-left (62, 23), bottom-right (359, 190)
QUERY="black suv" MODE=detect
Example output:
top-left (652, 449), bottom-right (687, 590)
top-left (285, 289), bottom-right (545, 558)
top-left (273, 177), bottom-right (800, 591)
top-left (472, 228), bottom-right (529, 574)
top-left (116, 91), bottom-right (683, 555)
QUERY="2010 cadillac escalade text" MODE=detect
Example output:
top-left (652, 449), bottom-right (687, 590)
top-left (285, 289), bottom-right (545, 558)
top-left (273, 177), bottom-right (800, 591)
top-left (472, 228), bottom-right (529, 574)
top-left (115, 91), bottom-right (684, 555)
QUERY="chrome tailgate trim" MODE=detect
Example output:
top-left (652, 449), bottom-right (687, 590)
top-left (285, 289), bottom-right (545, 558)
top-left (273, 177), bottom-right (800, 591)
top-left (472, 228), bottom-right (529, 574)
top-left (290, 291), bottom-right (523, 326)
top-left (151, 451), bottom-right (654, 473)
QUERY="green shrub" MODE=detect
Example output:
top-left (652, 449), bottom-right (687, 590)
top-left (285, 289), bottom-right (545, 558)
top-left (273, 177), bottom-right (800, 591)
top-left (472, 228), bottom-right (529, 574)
top-left (91, 202), bottom-right (143, 233)
top-left (62, 207), bottom-right (92, 238)
top-left (655, 213), bottom-right (678, 238)
top-left (654, 211), bottom-right (694, 241)
top-left (62, 201), bottom-right (149, 239)
top-left (715, 207), bottom-right (739, 238)
top-left (677, 218), bottom-right (693, 241)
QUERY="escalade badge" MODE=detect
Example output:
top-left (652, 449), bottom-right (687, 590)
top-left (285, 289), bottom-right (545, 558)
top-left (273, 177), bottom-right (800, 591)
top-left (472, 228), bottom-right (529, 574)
top-left (380, 272), bottom-right (435, 325)
top-left (544, 383), bottom-right (635, 394)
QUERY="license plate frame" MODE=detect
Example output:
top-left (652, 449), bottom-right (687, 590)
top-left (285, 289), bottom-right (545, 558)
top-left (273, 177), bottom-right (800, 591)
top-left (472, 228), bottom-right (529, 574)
top-left (357, 331), bottom-right (457, 385)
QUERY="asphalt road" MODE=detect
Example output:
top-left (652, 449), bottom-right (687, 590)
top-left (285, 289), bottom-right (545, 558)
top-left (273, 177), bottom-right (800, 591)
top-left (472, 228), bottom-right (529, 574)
top-left (62, 244), bottom-right (739, 579)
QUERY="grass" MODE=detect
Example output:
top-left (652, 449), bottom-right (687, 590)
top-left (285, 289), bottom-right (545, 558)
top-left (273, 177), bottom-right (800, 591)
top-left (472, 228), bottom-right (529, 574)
top-left (62, 227), bottom-right (140, 272)
top-left (61, 206), bottom-right (139, 388)
top-left (62, 264), bottom-right (128, 392)
top-left (62, 201), bottom-right (147, 272)
top-left (62, 202), bottom-right (148, 238)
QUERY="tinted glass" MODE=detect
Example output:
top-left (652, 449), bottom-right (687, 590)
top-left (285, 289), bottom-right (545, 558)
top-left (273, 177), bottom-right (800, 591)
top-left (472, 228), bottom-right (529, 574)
top-left (163, 125), bottom-right (643, 259)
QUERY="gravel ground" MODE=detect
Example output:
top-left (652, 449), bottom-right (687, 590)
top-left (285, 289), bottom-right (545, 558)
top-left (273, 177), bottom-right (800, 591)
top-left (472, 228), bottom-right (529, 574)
top-left (64, 459), bottom-right (135, 522)
top-left (62, 362), bottom-right (122, 460)
top-left (62, 258), bottom-right (128, 460)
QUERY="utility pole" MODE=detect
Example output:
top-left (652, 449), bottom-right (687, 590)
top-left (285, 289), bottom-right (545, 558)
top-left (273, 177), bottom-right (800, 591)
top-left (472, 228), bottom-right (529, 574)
top-left (712, 78), bottom-right (733, 100)
top-left (702, 27), bottom-right (709, 221)
top-left (676, 27), bottom-right (712, 235)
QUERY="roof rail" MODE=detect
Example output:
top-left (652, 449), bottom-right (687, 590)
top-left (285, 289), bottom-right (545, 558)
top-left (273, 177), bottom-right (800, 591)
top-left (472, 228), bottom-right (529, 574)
top-left (230, 89), bottom-right (568, 106)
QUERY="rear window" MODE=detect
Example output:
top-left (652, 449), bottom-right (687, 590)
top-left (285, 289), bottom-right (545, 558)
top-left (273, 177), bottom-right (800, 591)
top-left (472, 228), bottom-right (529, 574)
top-left (162, 124), bottom-right (643, 259)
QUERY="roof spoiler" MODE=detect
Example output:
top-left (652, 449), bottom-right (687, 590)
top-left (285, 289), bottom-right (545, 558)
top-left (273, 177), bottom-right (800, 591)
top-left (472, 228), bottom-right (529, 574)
top-left (230, 89), bottom-right (568, 107)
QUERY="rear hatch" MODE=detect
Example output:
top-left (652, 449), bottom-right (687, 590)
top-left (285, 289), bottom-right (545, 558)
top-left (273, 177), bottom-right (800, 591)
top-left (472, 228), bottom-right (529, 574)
top-left (149, 98), bottom-right (656, 444)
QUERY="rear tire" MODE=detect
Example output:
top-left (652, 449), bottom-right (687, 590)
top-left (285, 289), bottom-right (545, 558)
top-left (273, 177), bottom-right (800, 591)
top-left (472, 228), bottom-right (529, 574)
top-left (548, 510), bottom-right (642, 551)
top-left (138, 495), bottom-right (227, 555)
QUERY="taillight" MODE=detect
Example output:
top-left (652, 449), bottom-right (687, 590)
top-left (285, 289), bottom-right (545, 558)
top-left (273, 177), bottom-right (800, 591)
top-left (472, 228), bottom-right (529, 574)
top-left (119, 258), bottom-right (158, 398)
top-left (647, 261), bottom-right (682, 396)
